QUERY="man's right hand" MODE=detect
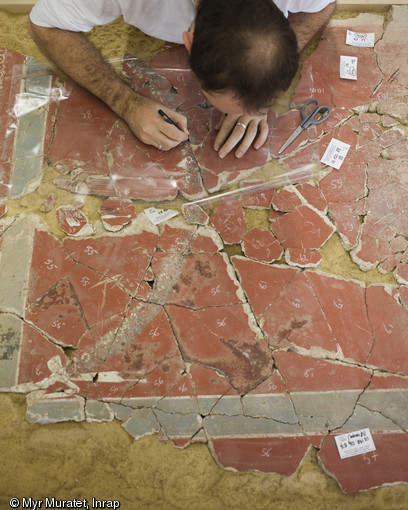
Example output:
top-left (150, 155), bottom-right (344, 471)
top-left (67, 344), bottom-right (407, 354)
top-left (27, 20), bottom-right (189, 151)
top-left (123, 96), bottom-right (189, 151)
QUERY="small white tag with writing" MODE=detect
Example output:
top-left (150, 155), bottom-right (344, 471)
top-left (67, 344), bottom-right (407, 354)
top-left (144, 207), bottom-right (178, 225)
top-left (321, 138), bottom-right (351, 170)
top-left (340, 55), bottom-right (358, 80)
top-left (335, 428), bottom-right (376, 459)
top-left (346, 30), bottom-right (375, 48)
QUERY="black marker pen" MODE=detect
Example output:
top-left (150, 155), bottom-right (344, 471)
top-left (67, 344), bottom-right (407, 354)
top-left (158, 109), bottom-right (179, 127)
top-left (158, 109), bottom-right (189, 142)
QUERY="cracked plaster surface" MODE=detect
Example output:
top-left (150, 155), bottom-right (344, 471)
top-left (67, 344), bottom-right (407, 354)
top-left (0, 8), bottom-right (408, 494)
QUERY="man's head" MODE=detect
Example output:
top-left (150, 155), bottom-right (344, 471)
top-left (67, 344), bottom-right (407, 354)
top-left (184, 0), bottom-right (299, 115)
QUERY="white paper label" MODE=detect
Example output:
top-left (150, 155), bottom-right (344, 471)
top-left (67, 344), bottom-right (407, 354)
top-left (340, 55), bottom-right (358, 80)
top-left (346, 30), bottom-right (375, 48)
top-left (335, 428), bottom-right (376, 459)
top-left (144, 207), bottom-right (178, 225)
top-left (320, 138), bottom-right (351, 170)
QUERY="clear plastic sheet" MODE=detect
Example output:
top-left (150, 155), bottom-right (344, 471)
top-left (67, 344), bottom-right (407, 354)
top-left (10, 60), bottom-right (71, 118)
top-left (181, 164), bottom-right (326, 224)
top-left (2, 58), bottom-right (72, 198)
top-left (185, 166), bottom-right (319, 207)
top-left (2, 50), bottom-right (324, 205)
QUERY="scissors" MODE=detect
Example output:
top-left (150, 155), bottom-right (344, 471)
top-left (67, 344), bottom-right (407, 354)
top-left (278, 99), bottom-right (331, 154)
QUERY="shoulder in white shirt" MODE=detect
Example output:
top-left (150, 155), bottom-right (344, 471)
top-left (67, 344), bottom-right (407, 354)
top-left (30, 0), bottom-right (196, 44)
top-left (30, 0), bottom-right (335, 44)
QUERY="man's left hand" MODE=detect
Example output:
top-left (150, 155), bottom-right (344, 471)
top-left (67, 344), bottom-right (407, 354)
top-left (214, 112), bottom-right (269, 159)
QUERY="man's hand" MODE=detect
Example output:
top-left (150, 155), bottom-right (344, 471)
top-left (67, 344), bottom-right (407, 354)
top-left (123, 97), bottom-right (189, 150)
top-left (27, 20), bottom-right (188, 151)
top-left (214, 112), bottom-right (269, 158)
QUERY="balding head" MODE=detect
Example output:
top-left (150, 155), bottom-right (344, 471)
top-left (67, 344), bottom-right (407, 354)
top-left (189, 0), bottom-right (299, 113)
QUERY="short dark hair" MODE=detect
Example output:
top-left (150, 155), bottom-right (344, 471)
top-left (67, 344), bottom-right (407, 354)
top-left (189, 0), bottom-right (299, 113)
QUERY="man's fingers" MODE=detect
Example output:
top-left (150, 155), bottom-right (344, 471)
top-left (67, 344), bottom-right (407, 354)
top-left (235, 118), bottom-right (269, 157)
top-left (217, 125), bottom-right (247, 158)
top-left (157, 109), bottom-right (189, 144)
top-left (125, 97), bottom-right (189, 150)
top-left (154, 135), bottom-right (184, 151)
top-left (214, 115), bottom-right (240, 152)
top-left (175, 109), bottom-right (189, 131)
top-left (215, 114), bottom-right (270, 158)
top-left (137, 129), bottom-right (183, 152)
top-left (159, 108), bottom-right (189, 134)
top-left (234, 123), bottom-right (260, 158)
top-left (253, 118), bottom-right (269, 150)
top-left (217, 119), bottom-right (257, 158)
top-left (235, 127), bottom-right (268, 158)
top-left (215, 113), bottom-right (226, 131)
top-left (160, 124), bottom-right (189, 143)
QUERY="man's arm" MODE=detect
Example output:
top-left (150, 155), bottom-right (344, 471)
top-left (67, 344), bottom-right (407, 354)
top-left (27, 20), bottom-right (188, 150)
top-left (288, 1), bottom-right (337, 52)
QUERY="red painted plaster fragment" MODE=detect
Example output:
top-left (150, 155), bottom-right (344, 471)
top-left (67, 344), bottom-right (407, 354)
top-left (274, 351), bottom-right (371, 392)
top-left (240, 181), bottom-right (275, 209)
top-left (40, 194), bottom-right (57, 213)
top-left (319, 162), bottom-right (366, 204)
top-left (182, 203), bottom-right (209, 225)
top-left (366, 285), bottom-right (408, 374)
top-left (272, 188), bottom-right (302, 212)
top-left (270, 205), bottom-right (334, 251)
top-left (63, 232), bottom-right (158, 295)
top-left (166, 303), bottom-right (273, 394)
top-left (260, 272), bottom-right (338, 353)
top-left (328, 201), bottom-right (364, 249)
top-left (158, 224), bottom-right (192, 253)
top-left (211, 436), bottom-right (312, 475)
top-left (232, 257), bottom-right (297, 316)
top-left (242, 228), bottom-right (283, 263)
top-left (306, 272), bottom-right (372, 363)
top-left (18, 325), bottom-right (67, 384)
top-left (99, 197), bottom-right (136, 231)
top-left (296, 183), bottom-right (327, 211)
top-left (69, 264), bottom-right (130, 327)
top-left (285, 248), bottom-right (322, 268)
top-left (319, 433), bottom-right (408, 493)
top-left (151, 252), bottom-right (241, 308)
top-left (57, 206), bottom-right (94, 237)
top-left (210, 198), bottom-right (246, 244)
top-left (190, 228), bottom-right (222, 254)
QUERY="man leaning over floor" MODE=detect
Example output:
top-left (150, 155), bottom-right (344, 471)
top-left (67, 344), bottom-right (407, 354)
top-left (28, 0), bottom-right (336, 158)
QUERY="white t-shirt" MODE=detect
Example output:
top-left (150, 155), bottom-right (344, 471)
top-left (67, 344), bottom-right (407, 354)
top-left (273, 0), bottom-right (334, 17)
top-left (30, 0), bottom-right (335, 44)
